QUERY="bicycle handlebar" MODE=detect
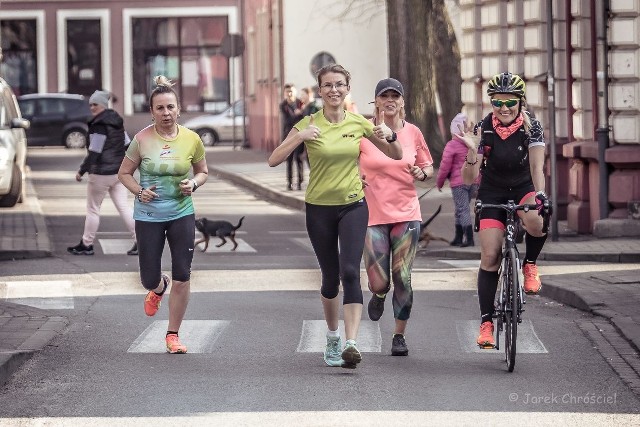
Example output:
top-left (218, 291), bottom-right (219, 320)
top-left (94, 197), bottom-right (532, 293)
top-left (474, 200), bottom-right (552, 234)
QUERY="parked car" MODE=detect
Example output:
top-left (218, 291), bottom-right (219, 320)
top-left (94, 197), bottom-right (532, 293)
top-left (17, 93), bottom-right (91, 148)
top-left (183, 100), bottom-right (247, 146)
top-left (0, 78), bottom-right (30, 207)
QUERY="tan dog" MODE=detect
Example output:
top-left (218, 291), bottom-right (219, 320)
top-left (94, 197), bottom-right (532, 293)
top-left (417, 205), bottom-right (449, 249)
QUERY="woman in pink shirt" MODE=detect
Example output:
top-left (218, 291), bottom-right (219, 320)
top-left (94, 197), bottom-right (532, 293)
top-left (436, 113), bottom-right (480, 247)
top-left (359, 78), bottom-right (434, 356)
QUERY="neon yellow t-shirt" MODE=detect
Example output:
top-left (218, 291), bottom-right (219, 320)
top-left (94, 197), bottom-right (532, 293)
top-left (125, 124), bottom-right (205, 222)
top-left (294, 110), bottom-right (374, 205)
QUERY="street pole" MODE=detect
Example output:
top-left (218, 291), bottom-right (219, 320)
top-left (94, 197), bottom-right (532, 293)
top-left (231, 35), bottom-right (237, 151)
top-left (240, 0), bottom-right (248, 148)
top-left (546, 0), bottom-right (559, 241)
top-left (595, 0), bottom-right (610, 219)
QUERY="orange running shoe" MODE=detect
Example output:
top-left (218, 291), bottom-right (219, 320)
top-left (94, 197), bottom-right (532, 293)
top-left (476, 321), bottom-right (495, 349)
top-left (523, 263), bottom-right (542, 294)
top-left (166, 333), bottom-right (187, 354)
top-left (144, 274), bottom-right (169, 316)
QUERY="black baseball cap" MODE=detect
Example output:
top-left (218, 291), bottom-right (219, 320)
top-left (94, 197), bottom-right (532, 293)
top-left (375, 78), bottom-right (404, 97)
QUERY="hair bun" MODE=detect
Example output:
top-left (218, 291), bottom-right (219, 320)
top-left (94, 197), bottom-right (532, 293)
top-left (153, 75), bottom-right (174, 88)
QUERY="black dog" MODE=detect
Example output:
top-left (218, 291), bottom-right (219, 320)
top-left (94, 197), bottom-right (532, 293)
top-left (194, 216), bottom-right (245, 252)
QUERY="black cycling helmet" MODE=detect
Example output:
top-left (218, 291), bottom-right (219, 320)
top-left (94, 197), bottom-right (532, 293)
top-left (487, 72), bottom-right (526, 98)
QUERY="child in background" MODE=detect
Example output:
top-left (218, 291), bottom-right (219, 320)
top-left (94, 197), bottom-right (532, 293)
top-left (436, 112), bottom-right (479, 247)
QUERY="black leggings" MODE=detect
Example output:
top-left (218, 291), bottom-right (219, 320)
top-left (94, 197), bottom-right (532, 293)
top-left (135, 214), bottom-right (195, 290)
top-left (305, 199), bottom-right (368, 304)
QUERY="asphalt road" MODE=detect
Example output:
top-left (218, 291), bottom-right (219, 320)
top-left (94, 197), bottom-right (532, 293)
top-left (0, 148), bottom-right (638, 425)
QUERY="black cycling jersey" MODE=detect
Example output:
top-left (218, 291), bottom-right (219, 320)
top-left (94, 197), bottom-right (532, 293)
top-left (477, 112), bottom-right (544, 189)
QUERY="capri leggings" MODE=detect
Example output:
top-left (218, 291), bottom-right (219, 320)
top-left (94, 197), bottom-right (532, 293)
top-left (135, 214), bottom-right (195, 290)
top-left (305, 199), bottom-right (368, 304)
top-left (363, 221), bottom-right (420, 321)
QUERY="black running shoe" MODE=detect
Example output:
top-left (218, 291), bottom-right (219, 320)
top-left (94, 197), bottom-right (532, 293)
top-left (67, 241), bottom-right (94, 255)
top-left (391, 334), bottom-right (408, 356)
top-left (367, 293), bottom-right (385, 321)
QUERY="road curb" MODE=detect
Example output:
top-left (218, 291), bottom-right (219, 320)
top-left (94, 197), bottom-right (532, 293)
top-left (0, 302), bottom-right (68, 387)
top-left (25, 174), bottom-right (52, 253)
top-left (418, 248), bottom-right (640, 263)
top-left (418, 248), bottom-right (480, 260)
top-left (18, 316), bottom-right (68, 351)
top-left (0, 250), bottom-right (52, 261)
top-left (211, 166), bottom-right (306, 211)
top-left (541, 280), bottom-right (640, 352)
top-left (0, 172), bottom-right (53, 261)
top-left (540, 252), bottom-right (640, 263)
top-left (540, 281), bottom-right (591, 312)
top-left (0, 350), bottom-right (34, 388)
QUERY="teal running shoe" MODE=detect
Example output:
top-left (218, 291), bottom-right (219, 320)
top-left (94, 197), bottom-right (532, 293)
top-left (341, 339), bottom-right (362, 369)
top-left (324, 335), bottom-right (343, 367)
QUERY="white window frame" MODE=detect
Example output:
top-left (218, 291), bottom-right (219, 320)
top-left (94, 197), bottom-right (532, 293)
top-left (56, 9), bottom-right (111, 94)
top-left (0, 10), bottom-right (47, 93)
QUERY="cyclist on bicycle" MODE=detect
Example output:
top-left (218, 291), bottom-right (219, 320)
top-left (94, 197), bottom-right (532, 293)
top-left (456, 72), bottom-right (549, 348)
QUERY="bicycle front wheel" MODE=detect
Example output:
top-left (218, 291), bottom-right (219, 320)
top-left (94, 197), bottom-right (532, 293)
top-left (504, 248), bottom-right (519, 372)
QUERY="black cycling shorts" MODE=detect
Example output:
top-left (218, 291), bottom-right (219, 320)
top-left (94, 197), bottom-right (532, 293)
top-left (476, 183), bottom-right (535, 231)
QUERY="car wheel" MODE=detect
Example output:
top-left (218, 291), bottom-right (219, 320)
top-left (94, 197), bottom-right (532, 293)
top-left (0, 164), bottom-right (21, 208)
top-left (197, 129), bottom-right (218, 146)
top-left (64, 129), bottom-right (87, 148)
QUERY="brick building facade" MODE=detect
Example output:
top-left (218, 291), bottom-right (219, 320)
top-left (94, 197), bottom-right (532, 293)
top-left (459, 0), bottom-right (640, 236)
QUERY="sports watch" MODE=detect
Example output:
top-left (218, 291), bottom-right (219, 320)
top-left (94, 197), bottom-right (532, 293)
top-left (386, 131), bottom-right (397, 143)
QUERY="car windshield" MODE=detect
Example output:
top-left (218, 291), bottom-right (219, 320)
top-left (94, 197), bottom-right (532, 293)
top-left (231, 101), bottom-right (244, 116)
top-left (18, 100), bottom-right (34, 116)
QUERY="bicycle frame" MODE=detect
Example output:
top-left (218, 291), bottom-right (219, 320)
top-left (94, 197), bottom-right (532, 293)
top-left (474, 199), bottom-right (550, 372)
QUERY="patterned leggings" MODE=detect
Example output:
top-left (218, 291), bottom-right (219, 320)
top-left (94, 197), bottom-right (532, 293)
top-left (363, 221), bottom-right (420, 321)
top-left (451, 184), bottom-right (478, 227)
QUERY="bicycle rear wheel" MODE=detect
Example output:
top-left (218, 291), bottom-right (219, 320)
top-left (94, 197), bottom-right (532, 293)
top-left (504, 248), bottom-right (519, 372)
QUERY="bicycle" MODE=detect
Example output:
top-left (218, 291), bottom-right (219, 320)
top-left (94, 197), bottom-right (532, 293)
top-left (473, 198), bottom-right (551, 372)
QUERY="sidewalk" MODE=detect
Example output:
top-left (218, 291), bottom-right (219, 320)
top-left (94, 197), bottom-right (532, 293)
top-left (0, 147), bottom-right (639, 388)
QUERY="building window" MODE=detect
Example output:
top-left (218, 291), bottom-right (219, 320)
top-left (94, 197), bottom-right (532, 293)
top-left (67, 19), bottom-right (102, 96)
top-left (0, 19), bottom-right (38, 96)
top-left (131, 16), bottom-right (229, 113)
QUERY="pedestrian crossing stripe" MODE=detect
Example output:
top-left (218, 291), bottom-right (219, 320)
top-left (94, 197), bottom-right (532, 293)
top-left (1, 412), bottom-right (638, 425)
top-left (99, 239), bottom-right (136, 255)
top-left (2, 410), bottom-right (640, 427)
top-left (291, 237), bottom-right (314, 252)
top-left (128, 320), bottom-right (384, 354)
top-left (3, 280), bottom-right (74, 309)
top-left (127, 320), bottom-right (230, 353)
top-left (97, 238), bottom-right (257, 254)
top-left (439, 259), bottom-right (481, 269)
top-left (296, 320), bottom-right (382, 353)
top-left (194, 238), bottom-right (256, 253)
top-left (456, 320), bottom-right (548, 353)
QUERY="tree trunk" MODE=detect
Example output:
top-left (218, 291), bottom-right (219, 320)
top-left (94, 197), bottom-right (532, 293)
top-left (386, 0), bottom-right (461, 165)
top-left (386, 0), bottom-right (409, 92)
top-left (433, 1), bottom-right (463, 142)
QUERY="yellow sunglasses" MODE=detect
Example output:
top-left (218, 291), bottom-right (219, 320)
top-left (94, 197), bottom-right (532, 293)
top-left (491, 98), bottom-right (519, 108)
